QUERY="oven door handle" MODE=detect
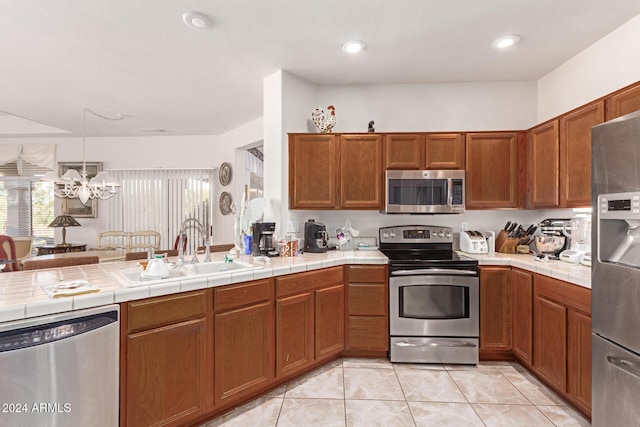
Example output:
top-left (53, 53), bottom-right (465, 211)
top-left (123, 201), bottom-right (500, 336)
top-left (391, 268), bottom-right (477, 276)
top-left (393, 340), bottom-right (477, 348)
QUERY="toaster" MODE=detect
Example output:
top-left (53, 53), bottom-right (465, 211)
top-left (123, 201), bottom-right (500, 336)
top-left (460, 230), bottom-right (488, 254)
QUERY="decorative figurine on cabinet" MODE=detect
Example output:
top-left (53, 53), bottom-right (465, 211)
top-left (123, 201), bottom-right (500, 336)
top-left (368, 121), bottom-right (375, 132)
top-left (311, 105), bottom-right (336, 133)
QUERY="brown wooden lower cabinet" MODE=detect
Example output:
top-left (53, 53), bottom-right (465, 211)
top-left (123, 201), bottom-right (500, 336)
top-left (315, 284), bottom-right (345, 360)
top-left (274, 266), bottom-right (345, 379)
top-left (511, 268), bottom-right (533, 366)
top-left (214, 296), bottom-right (274, 405)
top-left (532, 273), bottom-right (592, 418)
top-left (479, 266), bottom-right (512, 359)
top-left (275, 291), bottom-right (314, 377)
top-left (344, 265), bottom-right (388, 355)
top-left (122, 290), bottom-right (213, 427)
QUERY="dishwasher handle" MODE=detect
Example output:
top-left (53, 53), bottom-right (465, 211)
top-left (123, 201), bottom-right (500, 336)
top-left (0, 311), bottom-right (118, 353)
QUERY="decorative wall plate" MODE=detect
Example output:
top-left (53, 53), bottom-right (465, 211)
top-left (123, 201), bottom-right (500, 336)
top-left (219, 162), bottom-right (233, 186)
top-left (219, 192), bottom-right (233, 215)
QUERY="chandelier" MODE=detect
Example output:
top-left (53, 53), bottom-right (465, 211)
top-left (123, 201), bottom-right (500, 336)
top-left (43, 107), bottom-right (123, 205)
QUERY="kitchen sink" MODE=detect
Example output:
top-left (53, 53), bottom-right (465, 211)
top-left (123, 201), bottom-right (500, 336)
top-left (184, 260), bottom-right (261, 275)
top-left (115, 260), bottom-right (262, 287)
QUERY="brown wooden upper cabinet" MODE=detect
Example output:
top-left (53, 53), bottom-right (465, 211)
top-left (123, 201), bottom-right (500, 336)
top-left (289, 134), bottom-right (338, 209)
top-left (289, 133), bottom-right (383, 210)
top-left (384, 133), bottom-right (465, 170)
top-left (465, 132), bottom-right (522, 209)
top-left (425, 133), bottom-right (465, 169)
top-left (560, 101), bottom-right (604, 208)
top-left (339, 134), bottom-right (383, 209)
top-left (384, 134), bottom-right (423, 169)
top-left (529, 120), bottom-right (560, 208)
top-left (606, 81), bottom-right (640, 121)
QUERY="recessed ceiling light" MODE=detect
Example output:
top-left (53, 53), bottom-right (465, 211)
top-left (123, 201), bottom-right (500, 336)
top-left (183, 12), bottom-right (210, 30)
top-left (341, 40), bottom-right (366, 54)
top-left (491, 35), bottom-right (521, 49)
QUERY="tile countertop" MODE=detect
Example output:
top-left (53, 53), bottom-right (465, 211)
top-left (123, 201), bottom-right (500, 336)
top-left (0, 250), bottom-right (388, 323)
top-left (458, 252), bottom-right (591, 290)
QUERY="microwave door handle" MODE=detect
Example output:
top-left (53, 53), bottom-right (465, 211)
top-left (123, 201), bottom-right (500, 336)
top-left (391, 268), bottom-right (477, 276)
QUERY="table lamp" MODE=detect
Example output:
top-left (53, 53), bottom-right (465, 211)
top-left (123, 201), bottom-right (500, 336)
top-left (48, 214), bottom-right (81, 246)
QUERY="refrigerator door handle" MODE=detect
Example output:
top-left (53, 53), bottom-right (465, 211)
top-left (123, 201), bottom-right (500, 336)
top-left (607, 356), bottom-right (640, 379)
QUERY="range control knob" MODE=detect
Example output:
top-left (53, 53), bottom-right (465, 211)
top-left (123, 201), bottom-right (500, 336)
top-left (390, 232), bottom-right (396, 238)
top-left (382, 232), bottom-right (389, 239)
top-left (438, 231), bottom-right (444, 237)
top-left (445, 232), bottom-right (452, 238)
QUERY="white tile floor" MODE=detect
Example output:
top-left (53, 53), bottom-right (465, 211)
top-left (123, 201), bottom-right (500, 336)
top-left (201, 358), bottom-right (591, 427)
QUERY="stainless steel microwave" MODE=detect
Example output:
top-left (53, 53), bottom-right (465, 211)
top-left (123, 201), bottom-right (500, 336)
top-left (384, 170), bottom-right (465, 214)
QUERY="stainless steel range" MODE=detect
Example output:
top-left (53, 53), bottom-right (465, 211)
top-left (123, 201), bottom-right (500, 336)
top-left (380, 225), bottom-right (479, 364)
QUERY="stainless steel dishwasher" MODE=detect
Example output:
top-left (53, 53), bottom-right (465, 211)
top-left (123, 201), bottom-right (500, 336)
top-left (0, 304), bottom-right (119, 427)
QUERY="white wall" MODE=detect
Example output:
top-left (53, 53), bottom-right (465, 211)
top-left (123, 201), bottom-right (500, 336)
top-left (2, 120), bottom-right (262, 247)
top-left (317, 82), bottom-right (538, 132)
top-left (537, 14), bottom-right (640, 122)
top-left (267, 76), bottom-right (555, 244)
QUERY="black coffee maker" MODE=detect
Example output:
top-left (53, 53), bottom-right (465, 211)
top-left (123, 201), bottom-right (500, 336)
top-left (304, 219), bottom-right (328, 253)
top-left (252, 222), bottom-right (278, 257)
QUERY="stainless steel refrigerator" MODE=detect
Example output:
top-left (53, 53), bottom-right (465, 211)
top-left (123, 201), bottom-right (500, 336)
top-left (592, 110), bottom-right (640, 426)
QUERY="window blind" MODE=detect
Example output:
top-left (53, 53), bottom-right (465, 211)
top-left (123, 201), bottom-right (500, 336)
top-left (105, 169), bottom-right (215, 252)
top-left (0, 178), bottom-right (55, 244)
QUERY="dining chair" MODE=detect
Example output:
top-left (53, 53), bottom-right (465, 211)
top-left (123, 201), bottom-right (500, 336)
top-left (13, 236), bottom-right (34, 261)
top-left (125, 249), bottom-right (179, 261)
top-left (0, 235), bottom-right (20, 272)
top-left (97, 231), bottom-right (131, 251)
top-left (22, 256), bottom-right (100, 271)
top-left (129, 230), bottom-right (161, 252)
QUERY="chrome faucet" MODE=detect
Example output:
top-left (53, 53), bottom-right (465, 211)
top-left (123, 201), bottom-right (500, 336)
top-left (177, 217), bottom-right (211, 263)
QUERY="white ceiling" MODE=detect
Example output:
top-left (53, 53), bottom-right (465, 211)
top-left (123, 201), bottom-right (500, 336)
top-left (1, 0), bottom-right (640, 138)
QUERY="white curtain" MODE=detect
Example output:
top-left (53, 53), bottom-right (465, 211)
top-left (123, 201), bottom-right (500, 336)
top-left (0, 144), bottom-right (56, 175)
top-left (105, 168), bottom-right (215, 252)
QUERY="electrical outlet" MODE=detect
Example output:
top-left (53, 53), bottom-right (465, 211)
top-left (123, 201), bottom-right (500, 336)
top-left (286, 220), bottom-right (300, 233)
top-left (461, 222), bottom-right (468, 231)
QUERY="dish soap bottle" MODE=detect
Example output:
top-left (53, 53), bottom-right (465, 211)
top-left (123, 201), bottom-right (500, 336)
top-left (140, 255), bottom-right (170, 280)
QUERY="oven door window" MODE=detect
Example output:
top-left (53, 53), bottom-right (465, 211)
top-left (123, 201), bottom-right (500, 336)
top-left (388, 179), bottom-right (448, 206)
top-left (399, 284), bottom-right (469, 319)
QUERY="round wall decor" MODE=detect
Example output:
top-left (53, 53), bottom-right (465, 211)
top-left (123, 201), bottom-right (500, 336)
top-left (219, 192), bottom-right (233, 215)
top-left (219, 162), bottom-right (233, 186)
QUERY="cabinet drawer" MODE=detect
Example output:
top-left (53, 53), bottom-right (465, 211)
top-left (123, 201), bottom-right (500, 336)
top-left (347, 265), bottom-right (387, 283)
top-left (348, 316), bottom-right (388, 350)
top-left (214, 279), bottom-right (274, 312)
top-left (127, 290), bottom-right (207, 333)
top-left (348, 283), bottom-right (387, 316)
top-left (276, 266), bottom-right (343, 297)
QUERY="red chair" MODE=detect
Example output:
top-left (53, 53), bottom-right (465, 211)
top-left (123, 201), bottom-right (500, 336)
top-left (173, 233), bottom-right (187, 252)
top-left (0, 235), bottom-right (21, 272)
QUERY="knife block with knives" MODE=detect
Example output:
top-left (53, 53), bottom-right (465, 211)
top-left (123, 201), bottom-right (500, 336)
top-left (495, 230), bottom-right (519, 253)
top-left (497, 221), bottom-right (537, 254)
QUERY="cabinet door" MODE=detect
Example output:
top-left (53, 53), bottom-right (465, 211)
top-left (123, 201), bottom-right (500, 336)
top-left (126, 319), bottom-right (207, 427)
top-left (606, 82), bottom-right (640, 120)
top-left (275, 292), bottom-right (314, 378)
top-left (214, 301), bottom-right (273, 406)
top-left (315, 284), bottom-right (345, 360)
top-left (534, 295), bottom-right (567, 391)
top-left (465, 133), bottom-right (520, 208)
top-left (529, 120), bottom-right (560, 208)
top-left (479, 267), bottom-right (511, 355)
top-left (568, 309), bottom-right (592, 417)
top-left (425, 133), bottom-right (465, 169)
top-left (511, 269), bottom-right (533, 366)
top-left (560, 101), bottom-right (604, 208)
top-left (289, 134), bottom-right (338, 209)
top-left (384, 134), bottom-right (423, 169)
top-left (340, 134), bottom-right (383, 209)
